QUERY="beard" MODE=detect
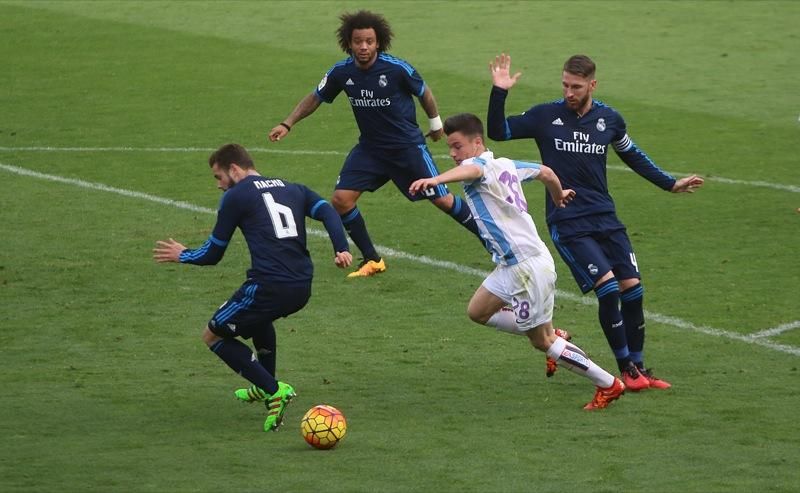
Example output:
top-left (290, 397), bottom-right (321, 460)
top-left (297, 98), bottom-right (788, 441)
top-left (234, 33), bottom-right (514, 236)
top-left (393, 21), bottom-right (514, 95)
top-left (567, 94), bottom-right (591, 113)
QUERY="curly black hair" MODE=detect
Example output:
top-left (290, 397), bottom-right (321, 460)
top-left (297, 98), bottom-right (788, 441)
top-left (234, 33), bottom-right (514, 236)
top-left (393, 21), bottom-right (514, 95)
top-left (336, 10), bottom-right (393, 53)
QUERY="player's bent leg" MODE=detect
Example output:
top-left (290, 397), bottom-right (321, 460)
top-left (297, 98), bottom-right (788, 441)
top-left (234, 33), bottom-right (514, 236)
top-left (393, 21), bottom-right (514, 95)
top-left (331, 189), bottom-right (360, 214)
top-left (432, 193), bottom-right (481, 238)
top-left (469, 286), bottom-right (509, 327)
top-left (546, 328), bottom-right (572, 377)
top-left (334, 191), bottom-right (385, 278)
top-left (542, 327), bottom-right (624, 409)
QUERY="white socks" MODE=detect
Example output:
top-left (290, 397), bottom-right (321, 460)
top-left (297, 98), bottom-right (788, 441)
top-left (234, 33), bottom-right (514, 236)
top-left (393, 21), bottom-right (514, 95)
top-left (547, 337), bottom-right (614, 388)
top-left (486, 309), bottom-right (526, 335)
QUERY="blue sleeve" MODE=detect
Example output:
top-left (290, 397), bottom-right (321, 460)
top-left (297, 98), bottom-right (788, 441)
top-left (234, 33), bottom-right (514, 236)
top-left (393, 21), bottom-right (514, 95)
top-left (315, 65), bottom-right (342, 104)
top-left (404, 65), bottom-right (426, 98)
top-left (611, 113), bottom-right (676, 191)
top-left (486, 86), bottom-right (538, 141)
top-left (512, 160), bottom-right (541, 182)
top-left (305, 188), bottom-right (350, 253)
top-left (179, 192), bottom-right (238, 265)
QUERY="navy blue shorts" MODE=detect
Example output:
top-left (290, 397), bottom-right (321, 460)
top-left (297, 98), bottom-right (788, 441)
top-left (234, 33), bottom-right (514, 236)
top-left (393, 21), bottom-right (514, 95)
top-left (548, 213), bottom-right (641, 294)
top-left (208, 279), bottom-right (312, 339)
top-left (335, 143), bottom-right (450, 201)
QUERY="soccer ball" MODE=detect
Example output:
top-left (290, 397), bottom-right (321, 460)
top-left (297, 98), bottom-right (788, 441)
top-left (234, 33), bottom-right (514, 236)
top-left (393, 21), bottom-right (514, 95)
top-left (300, 404), bottom-right (347, 449)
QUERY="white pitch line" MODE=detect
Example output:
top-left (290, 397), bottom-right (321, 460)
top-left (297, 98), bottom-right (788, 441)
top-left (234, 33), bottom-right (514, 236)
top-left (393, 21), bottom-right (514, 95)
top-left (2, 160), bottom-right (798, 357)
top-left (0, 146), bottom-right (798, 193)
top-left (750, 320), bottom-right (800, 339)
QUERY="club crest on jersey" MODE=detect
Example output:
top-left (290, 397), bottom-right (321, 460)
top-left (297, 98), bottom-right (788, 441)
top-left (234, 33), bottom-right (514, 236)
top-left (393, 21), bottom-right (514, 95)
top-left (596, 118), bottom-right (606, 132)
top-left (378, 74), bottom-right (388, 87)
top-left (318, 74), bottom-right (328, 91)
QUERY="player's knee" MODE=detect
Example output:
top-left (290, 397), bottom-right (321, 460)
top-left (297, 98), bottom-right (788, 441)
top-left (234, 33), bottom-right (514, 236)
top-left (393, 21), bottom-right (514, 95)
top-left (466, 305), bottom-right (489, 325)
top-left (593, 271), bottom-right (616, 290)
top-left (201, 326), bottom-right (221, 347)
top-left (331, 191), bottom-right (357, 213)
top-left (431, 194), bottom-right (453, 212)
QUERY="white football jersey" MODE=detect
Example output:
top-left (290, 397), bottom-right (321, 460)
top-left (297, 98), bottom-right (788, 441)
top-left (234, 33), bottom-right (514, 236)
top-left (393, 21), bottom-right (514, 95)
top-left (462, 150), bottom-right (552, 266)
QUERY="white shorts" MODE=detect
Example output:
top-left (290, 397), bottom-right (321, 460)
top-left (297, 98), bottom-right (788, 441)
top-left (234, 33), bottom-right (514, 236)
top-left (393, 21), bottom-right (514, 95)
top-left (482, 254), bottom-right (556, 330)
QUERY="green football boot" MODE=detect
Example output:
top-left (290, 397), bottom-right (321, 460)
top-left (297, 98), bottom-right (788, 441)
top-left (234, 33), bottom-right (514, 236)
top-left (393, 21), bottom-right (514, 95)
top-left (234, 385), bottom-right (269, 403)
top-left (263, 382), bottom-right (297, 432)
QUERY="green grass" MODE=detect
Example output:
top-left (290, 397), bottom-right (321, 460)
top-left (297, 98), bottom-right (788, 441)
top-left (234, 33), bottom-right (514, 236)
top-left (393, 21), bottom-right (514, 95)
top-left (1, 1), bottom-right (799, 492)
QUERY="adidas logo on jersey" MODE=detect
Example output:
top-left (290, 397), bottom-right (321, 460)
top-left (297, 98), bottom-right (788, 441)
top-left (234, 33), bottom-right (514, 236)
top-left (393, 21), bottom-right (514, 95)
top-left (551, 118), bottom-right (564, 126)
top-left (346, 78), bottom-right (355, 86)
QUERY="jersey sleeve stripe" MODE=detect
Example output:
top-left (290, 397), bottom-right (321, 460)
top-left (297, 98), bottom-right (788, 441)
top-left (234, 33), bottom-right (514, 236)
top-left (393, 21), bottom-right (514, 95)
top-left (180, 238), bottom-right (213, 262)
top-left (309, 199), bottom-right (326, 218)
top-left (209, 234), bottom-right (228, 247)
top-left (512, 160), bottom-right (540, 169)
top-left (378, 53), bottom-right (415, 76)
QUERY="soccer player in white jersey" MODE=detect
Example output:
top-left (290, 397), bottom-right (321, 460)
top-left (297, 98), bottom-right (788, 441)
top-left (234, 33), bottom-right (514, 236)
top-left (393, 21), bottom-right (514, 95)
top-left (409, 113), bottom-right (624, 410)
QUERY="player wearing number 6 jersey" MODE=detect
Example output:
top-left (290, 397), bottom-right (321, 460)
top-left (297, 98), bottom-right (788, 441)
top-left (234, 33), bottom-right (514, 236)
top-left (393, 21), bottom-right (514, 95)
top-left (153, 143), bottom-right (352, 431)
top-left (409, 114), bottom-right (624, 410)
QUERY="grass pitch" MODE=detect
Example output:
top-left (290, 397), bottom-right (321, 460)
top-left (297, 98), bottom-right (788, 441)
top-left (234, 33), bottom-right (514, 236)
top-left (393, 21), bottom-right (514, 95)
top-left (1, 1), bottom-right (799, 492)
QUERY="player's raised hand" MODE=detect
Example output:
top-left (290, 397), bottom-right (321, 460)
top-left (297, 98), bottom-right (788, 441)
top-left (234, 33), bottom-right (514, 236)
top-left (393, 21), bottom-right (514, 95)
top-left (671, 175), bottom-right (704, 193)
top-left (153, 238), bottom-right (187, 263)
top-left (553, 189), bottom-right (576, 208)
top-left (334, 251), bottom-right (353, 268)
top-left (268, 124), bottom-right (290, 142)
top-left (489, 53), bottom-right (522, 90)
top-left (409, 177), bottom-right (438, 196)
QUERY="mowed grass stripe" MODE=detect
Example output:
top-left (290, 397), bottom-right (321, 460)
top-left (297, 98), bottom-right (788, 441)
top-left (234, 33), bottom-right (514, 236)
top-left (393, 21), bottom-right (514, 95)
top-left (3, 160), bottom-right (798, 357)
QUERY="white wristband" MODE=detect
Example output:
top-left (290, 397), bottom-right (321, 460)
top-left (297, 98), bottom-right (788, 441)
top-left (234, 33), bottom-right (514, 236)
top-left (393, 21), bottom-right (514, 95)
top-left (428, 115), bottom-right (443, 132)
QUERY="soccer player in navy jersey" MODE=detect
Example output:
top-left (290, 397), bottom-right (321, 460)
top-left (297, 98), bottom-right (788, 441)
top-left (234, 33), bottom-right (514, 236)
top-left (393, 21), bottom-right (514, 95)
top-left (268, 10), bottom-right (480, 278)
top-left (486, 53), bottom-right (704, 391)
top-left (153, 143), bottom-right (352, 432)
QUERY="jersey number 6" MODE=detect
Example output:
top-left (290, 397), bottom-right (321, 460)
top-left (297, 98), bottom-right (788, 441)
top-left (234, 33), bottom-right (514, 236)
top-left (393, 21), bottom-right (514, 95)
top-left (261, 192), bottom-right (299, 239)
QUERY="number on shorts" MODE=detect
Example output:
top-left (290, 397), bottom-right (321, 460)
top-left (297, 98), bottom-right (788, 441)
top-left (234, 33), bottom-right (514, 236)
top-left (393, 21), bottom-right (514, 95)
top-left (629, 252), bottom-right (639, 272)
top-left (512, 296), bottom-right (531, 321)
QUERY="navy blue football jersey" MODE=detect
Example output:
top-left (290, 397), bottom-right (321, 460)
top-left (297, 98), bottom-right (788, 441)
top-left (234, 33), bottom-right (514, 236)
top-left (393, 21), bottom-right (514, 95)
top-left (179, 175), bottom-right (349, 283)
top-left (315, 53), bottom-right (427, 149)
top-left (488, 87), bottom-right (676, 225)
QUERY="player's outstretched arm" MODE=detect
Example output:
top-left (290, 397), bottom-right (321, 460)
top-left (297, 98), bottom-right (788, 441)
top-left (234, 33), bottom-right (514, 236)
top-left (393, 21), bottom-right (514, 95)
top-left (409, 164), bottom-right (483, 195)
top-left (153, 238), bottom-right (187, 263)
top-left (671, 175), bottom-right (704, 193)
top-left (268, 93), bottom-right (322, 142)
top-left (419, 86), bottom-right (444, 142)
top-left (489, 53), bottom-right (522, 91)
top-left (536, 165), bottom-right (576, 208)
